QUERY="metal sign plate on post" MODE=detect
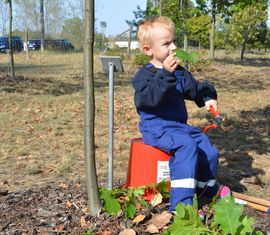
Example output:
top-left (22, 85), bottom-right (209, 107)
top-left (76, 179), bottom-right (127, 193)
top-left (100, 56), bottom-right (124, 190)
top-left (100, 56), bottom-right (124, 73)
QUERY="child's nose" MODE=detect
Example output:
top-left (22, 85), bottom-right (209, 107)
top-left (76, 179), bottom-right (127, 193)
top-left (170, 42), bottom-right (177, 51)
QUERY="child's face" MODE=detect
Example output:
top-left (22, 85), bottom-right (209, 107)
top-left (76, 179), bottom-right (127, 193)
top-left (143, 25), bottom-right (177, 68)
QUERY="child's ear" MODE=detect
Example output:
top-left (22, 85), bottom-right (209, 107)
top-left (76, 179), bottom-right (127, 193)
top-left (142, 45), bottom-right (152, 56)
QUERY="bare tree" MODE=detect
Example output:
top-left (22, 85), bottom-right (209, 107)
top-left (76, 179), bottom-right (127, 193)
top-left (83, 0), bottom-right (102, 216)
top-left (5, 0), bottom-right (14, 76)
top-left (14, 0), bottom-right (39, 32)
top-left (45, 0), bottom-right (65, 36)
top-left (40, 0), bottom-right (44, 51)
top-left (0, 1), bottom-right (8, 35)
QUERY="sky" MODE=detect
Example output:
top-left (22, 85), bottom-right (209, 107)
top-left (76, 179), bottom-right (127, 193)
top-left (95, 0), bottom-right (270, 37)
top-left (95, 0), bottom-right (146, 36)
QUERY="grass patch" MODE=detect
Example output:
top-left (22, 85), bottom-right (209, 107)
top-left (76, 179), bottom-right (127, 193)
top-left (26, 161), bottom-right (42, 175)
top-left (57, 156), bottom-right (74, 174)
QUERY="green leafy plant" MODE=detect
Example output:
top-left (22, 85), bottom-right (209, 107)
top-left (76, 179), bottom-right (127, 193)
top-left (99, 186), bottom-right (147, 219)
top-left (164, 195), bottom-right (211, 235)
top-left (165, 196), bottom-right (263, 235)
top-left (176, 49), bottom-right (199, 64)
top-left (100, 182), bottom-right (263, 234)
top-left (211, 196), bottom-right (258, 235)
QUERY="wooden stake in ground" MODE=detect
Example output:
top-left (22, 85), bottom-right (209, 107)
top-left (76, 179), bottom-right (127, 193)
top-left (232, 191), bottom-right (270, 207)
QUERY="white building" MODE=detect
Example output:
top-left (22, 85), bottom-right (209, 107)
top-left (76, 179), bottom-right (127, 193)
top-left (113, 41), bottom-right (140, 50)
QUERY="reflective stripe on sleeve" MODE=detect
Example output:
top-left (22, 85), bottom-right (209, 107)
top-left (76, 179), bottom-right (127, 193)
top-left (171, 178), bottom-right (196, 188)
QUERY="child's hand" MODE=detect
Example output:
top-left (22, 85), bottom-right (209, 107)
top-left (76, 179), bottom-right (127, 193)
top-left (163, 53), bottom-right (178, 73)
top-left (205, 100), bottom-right (218, 112)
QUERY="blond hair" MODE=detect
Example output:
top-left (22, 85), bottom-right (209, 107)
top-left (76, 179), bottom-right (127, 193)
top-left (137, 16), bottom-right (175, 50)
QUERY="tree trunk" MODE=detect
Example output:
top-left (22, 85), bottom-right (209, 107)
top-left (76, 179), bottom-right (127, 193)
top-left (83, 0), bottom-right (102, 216)
top-left (240, 26), bottom-right (251, 63)
top-left (25, 28), bottom-right (30, 60)
top-left (8, 0), bottom-right (14, 76)
top-left (40, 0), bottom-right (45, 51)
top-left (127, 24), bottom-right (132, 57)
top-left (210, 4), bottom-right (216, 60)
top-left (183, 33), bottom-right (189, 70)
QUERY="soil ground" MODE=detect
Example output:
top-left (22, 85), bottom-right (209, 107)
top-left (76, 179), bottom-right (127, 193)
top-left (0, 51), bottom-right (269, 234)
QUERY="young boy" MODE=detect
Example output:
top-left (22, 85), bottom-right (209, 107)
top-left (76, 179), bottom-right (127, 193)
top-left (132, 16), bottom-right (230, 211)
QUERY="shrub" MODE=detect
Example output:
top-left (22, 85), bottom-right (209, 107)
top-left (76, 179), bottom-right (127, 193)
top-left (133, 53), bottom-right (150, 66)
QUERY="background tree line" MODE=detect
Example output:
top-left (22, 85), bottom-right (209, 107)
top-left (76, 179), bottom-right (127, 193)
top-left (0, 0), bottom-right (269, 60)
top-left (131, 0), bottom-right (269, 61)
top-left (0, 0), bottom-right (85, 49)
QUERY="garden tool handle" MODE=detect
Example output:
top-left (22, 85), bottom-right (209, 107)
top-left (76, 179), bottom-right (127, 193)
top-left (209, 105), bottom-right (219, 117)
top-left (232, 191), bottom-right (270, 207)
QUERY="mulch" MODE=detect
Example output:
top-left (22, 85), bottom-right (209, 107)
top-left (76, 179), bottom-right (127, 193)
top-left (0, 181), bottom-right (269, 235)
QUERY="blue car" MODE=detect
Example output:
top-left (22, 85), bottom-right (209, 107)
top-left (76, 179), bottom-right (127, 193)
top-left (0, 36), bottom-right (23, 53)
top-left (28, 39), bottom-right (41, 50)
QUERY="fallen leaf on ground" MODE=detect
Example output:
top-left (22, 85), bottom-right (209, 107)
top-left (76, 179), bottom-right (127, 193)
top-left (146, 224), bottom-right (159, 234)
top-left (150, 193), bottom-right (163, 207)
top-left (101, 230), bottom-right (112, 235)
top-left (56, 224), bottom-right (65, 231)
top-left (59, 182), bottom-right (68, 189)
top-left (80, 216), bottom-right (89, 227)
top-left (66, 200), bottom-right (73, 208)
top-left (132, 214), bottom-right (146, 224)
top-left (150, 211), bottom-right (172, 229)
top-left (118, 229), bottom-right (136, 235)
top-left (82, 207), bottom-right (89, 213)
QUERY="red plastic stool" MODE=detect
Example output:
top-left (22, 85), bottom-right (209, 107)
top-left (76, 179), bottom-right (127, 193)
top-left (125, 138), bottom-right (171, 188)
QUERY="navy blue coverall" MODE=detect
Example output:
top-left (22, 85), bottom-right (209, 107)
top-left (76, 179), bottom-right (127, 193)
top-left (132, 63), bottom-right (220, 211)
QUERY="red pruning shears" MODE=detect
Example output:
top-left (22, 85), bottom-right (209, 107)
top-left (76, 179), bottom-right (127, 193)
top-left (204, 106), bottom-right (225, 133)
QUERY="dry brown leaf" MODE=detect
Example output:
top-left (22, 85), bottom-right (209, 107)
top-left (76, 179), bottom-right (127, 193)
top-left (80, 216), bottom-right (89, 227)
top-left (59, 182), bottom-right (68, 189)
top-left (146, 224), bottom-right (159, 234)
top-left (40, 230), bottom-right (50, 235)
top-left (82, 207), bottom-right (89, 213)
top-left (132, 214), bottom-right (146, 224)
top-left (101, 230), bottom-right (112, 235)
top-left (134, 199), bottom-right (142, 210)
top-left (117, 195), bottom-right (126, 204)
top-left (150, 211), bottom-right (172, 229)
top-left (56, 224), bottom-right (65, 231)
top-left (66, 200), bottom-right (73, 208)
top-left (118, 229), bottom-right (136, 235)
top-left (150, 193), bottom-right (163, 207)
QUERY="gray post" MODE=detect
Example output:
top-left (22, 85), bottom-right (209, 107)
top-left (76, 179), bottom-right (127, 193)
top-left (108, 62), bottom-right (114, 189)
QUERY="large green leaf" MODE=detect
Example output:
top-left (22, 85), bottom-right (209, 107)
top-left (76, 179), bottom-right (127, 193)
top-left (99, 188), bottom-right (121, 216)
top-left (176, 49), bottom-right (199, 64)
top-left (165, 202), bottom-right (211, 235)
top-left (238, 216), bottom-right (255, 235)
top-left (124, 192), bottom-right (136, 219)
top-left (212, 196), bottom-right (243, 234)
